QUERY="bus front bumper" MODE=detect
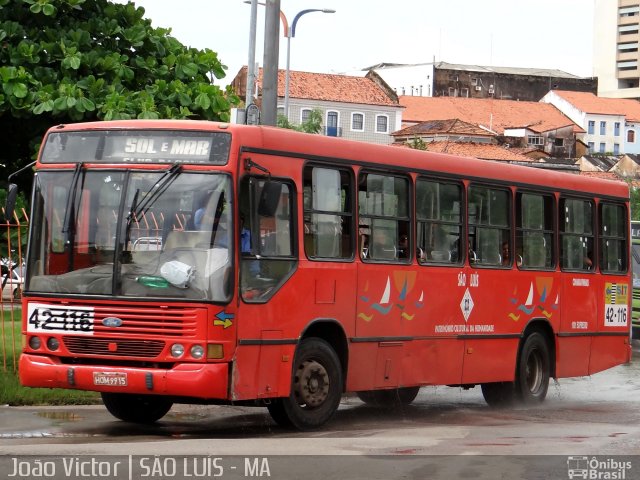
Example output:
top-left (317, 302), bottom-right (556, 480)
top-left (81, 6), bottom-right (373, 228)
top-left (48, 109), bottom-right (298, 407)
top-left (19, 353), bottom-right (229, 399)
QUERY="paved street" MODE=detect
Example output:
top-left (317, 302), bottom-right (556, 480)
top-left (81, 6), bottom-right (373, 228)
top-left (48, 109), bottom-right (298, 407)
top-left (1, 342), bottom-right (639, 458)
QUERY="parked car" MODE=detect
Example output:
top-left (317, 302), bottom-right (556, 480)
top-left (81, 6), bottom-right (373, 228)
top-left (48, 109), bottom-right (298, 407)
top-left (1, 267), bottom-right (23, 300)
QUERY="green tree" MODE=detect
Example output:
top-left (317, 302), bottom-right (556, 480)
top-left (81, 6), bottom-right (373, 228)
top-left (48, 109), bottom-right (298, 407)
top-left (629, 182), bottom-right (640, 221)
top-left (0, 0), bottom-right (240, 193)
top-left (277, 108), bottom-right (323, 134)
top-left (407, 136), bottom-right (427, 150)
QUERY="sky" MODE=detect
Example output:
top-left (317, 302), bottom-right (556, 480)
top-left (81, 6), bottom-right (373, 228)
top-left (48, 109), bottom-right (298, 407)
top-left (115, 0), bottom-right (596, 86)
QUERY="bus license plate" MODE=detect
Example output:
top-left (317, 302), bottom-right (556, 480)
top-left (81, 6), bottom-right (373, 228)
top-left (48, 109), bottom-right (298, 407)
top-left (93, 372), bottom-right (127, 387)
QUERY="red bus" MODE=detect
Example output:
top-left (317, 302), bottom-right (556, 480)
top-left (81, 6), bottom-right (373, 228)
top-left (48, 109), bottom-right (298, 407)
top-left (13, 120), bottom-right (631, 430)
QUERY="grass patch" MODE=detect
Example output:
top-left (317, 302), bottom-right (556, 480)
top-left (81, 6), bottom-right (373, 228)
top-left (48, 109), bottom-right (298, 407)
top-left (0, 309), bottom-right (100, 406)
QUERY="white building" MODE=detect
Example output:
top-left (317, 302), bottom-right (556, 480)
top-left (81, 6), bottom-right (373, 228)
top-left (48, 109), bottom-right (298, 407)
top-left (594, 0), bottom-right (640, 98)
top-left (542, 90), bottom-right (640, 154)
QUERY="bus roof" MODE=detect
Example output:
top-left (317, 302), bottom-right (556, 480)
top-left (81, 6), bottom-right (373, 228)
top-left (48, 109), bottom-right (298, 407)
top-left (43, 120), bottom-right (629, 200)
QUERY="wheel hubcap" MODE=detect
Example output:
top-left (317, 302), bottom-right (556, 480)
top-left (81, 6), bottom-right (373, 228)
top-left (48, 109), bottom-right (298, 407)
top-left (293, 360), bottom-right (329, 408)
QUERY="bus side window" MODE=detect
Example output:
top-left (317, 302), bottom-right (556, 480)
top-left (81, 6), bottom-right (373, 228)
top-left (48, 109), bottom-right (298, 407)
top-left (560, 198), bottom-right (594, 271)
top-left (600, 202), bottom-right (627, 273)
top-left (468, 185), bottom-right (510, 267)
top-left (516, 192), bottom-right (555, 269)
top-left (303, 166), bottom-right (354, 260)
top-left (240, 175), bottom-right (297, 303)
top-left (359, 171), bottom-right (409, 263)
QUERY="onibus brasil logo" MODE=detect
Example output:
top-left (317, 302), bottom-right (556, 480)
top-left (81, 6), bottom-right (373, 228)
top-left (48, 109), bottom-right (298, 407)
top-left (567, 456), bottom-right (632, 479)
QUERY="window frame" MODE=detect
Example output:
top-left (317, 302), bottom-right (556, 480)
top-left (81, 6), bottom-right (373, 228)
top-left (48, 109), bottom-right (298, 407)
top-left (350, 112), bottom-right (365, 132)
top-left (358, 170), bottom-right (411, 264)
top-left (302, 164), bottom-right (355, 262)
top-left (599, 201), bottom-right (628, 275)
top-left (559, 197), bottom-right (595, 273)
top-left (415, 177), bottom-right (464, 266)
top-left (467, 184), bottom-right (512, 268)
top-left (375, 114), bottom-right (389, 134)
top-left (300, 108), bottom-right (312, 124)
top-left (515, 191), bottom-right (556, 270)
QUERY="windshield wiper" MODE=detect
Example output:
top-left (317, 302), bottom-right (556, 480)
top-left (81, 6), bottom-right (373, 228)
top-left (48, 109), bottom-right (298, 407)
top-left (127, 163), bottom-right (182, 223)
top-left (61, 163), bottom-right (83, 236)
top-left (60, 163), bottom-right (84, 270)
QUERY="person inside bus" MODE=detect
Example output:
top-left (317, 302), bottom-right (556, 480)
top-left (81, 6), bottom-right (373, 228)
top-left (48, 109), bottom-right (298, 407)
top-left (501, 241), bottom-right (522, 267)
top-left (371, 229), bottom-right (395, 260)
top-left (398, 234), bottom-right (409, 258)
top-left (584, 251), bottom-right (594, 270)
top-left (501, 241), bottom-right (511, 266)
top-left (193, 193), bottom-right (210, 230)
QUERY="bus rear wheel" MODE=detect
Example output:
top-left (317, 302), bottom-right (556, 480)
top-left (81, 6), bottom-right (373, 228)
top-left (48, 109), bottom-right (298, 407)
top-left (356, 387), bottom-right (420, 406)
top-left (266, 337), bottom-right (342, 430)
top-left (515, 331), bottom-right (550, 403)
top-left (481, 382), bottom-right (515, 407)
top-left (481, 331), bottom-right (550, 407)
top-left (101, 393), bottom-right (173, 424)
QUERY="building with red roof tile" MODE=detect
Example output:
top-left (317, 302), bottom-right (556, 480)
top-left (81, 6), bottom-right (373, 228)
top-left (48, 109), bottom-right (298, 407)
top-left (542, 90), bottom-right (640, 155)
top-left (230, 67), bottom-right (403, 145)
top-left (398, 96), bottom-right (582, 158)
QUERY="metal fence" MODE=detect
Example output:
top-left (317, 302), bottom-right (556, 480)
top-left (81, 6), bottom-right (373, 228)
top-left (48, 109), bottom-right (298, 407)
top-left (1, 208), bottom-right (29, 372)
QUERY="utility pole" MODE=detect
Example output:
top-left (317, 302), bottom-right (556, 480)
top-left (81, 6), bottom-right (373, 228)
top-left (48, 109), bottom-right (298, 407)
top-left (245, 0), bottom-right (258, 108)
top-left (261, 0), bottom-right (280, 126)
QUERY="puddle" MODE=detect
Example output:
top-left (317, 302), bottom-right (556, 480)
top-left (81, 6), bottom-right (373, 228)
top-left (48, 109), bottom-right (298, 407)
top-left (36, 411), bottom-right (83, 422)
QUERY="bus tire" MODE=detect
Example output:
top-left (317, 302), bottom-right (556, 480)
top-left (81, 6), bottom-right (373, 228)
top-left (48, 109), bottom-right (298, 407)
top-left (101, 393), bottom-right (173, 424)
top-left (481, 382), bottom-right (515, 407)
top-left (356, 387), bottom-right (420, 406)
top-left (515, 331), bottom-right (550, 403)
top-left (266, 337), bottom-right (342, 430)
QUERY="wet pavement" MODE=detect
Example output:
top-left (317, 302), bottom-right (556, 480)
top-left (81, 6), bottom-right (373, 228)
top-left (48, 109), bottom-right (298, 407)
top-left (0, 341), bottom-right (639, 457)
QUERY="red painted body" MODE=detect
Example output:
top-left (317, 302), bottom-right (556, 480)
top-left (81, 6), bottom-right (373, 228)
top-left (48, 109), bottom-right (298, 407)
top-left (19, 120), bottom-right (632, 403)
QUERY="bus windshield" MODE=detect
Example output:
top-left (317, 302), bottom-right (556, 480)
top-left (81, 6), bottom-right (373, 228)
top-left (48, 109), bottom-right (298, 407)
top-left (27, 169), bottom-right (233, 302)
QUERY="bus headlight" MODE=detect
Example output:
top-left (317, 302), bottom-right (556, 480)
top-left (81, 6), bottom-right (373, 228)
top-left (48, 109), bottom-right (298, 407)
top-left (46, 337), bottom-right (60, 351)
top-left (190, 345), bottom-right (204, 359)
top-left (28, 336), bottom-right (42, 350)
top-left (170, 343), bottom-right (185, 358)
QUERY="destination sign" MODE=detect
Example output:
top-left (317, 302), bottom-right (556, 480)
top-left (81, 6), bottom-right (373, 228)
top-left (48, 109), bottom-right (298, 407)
top-left (40, 130), bottom-right (231, 165)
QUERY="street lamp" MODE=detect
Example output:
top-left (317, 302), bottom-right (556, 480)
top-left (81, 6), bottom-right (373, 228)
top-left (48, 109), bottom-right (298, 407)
top-left (244, 2), bottom-right (335, 120)
top-left (284, 8), bottom-right (335, 119)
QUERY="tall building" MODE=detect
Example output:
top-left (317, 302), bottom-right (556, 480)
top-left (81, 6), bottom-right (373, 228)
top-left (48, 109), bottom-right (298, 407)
top-left (594, 0), bottom-right (640, 98)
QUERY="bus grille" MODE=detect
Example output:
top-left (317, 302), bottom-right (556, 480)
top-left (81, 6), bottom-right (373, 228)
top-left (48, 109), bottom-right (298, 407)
top-left (91, 305), bottom-right (200, 337)
top-left (63, 337), bottom-right (165, 357)
top-left (30, 300), bottom-right (203, 338)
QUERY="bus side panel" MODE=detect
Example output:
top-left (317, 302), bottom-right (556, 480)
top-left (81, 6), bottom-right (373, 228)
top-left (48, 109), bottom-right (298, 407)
top-left (556, 275), bottom-right (597, 377)
top-left (461, 339), bottom-right (520, 384)
top-left (556, 337), bottom-right (592, 378)
top-left (589, 336), bottom-right (631, 375)
top-left (589, 274), bottom-right (632, 375)
top-left (401, 339), bottom-right (465, 387)
top-left (231, 342), bottom-right (297, 400)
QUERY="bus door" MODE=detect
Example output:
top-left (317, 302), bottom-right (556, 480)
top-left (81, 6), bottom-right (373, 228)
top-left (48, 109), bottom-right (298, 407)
top-left (558, 198), bottom-right (595, 378)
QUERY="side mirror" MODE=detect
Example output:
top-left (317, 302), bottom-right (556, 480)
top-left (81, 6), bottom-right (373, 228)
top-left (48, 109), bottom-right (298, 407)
top-left (4, 183), bottom-right (18, 223)
top-left (257, 181), bottom-right (282, 217)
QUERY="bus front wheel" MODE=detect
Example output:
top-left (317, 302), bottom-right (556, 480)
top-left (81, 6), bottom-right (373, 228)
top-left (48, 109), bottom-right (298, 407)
top-left (267, 337), bottom-right (342, 430)
top-left (101, 393), bottom-right (173, 424)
